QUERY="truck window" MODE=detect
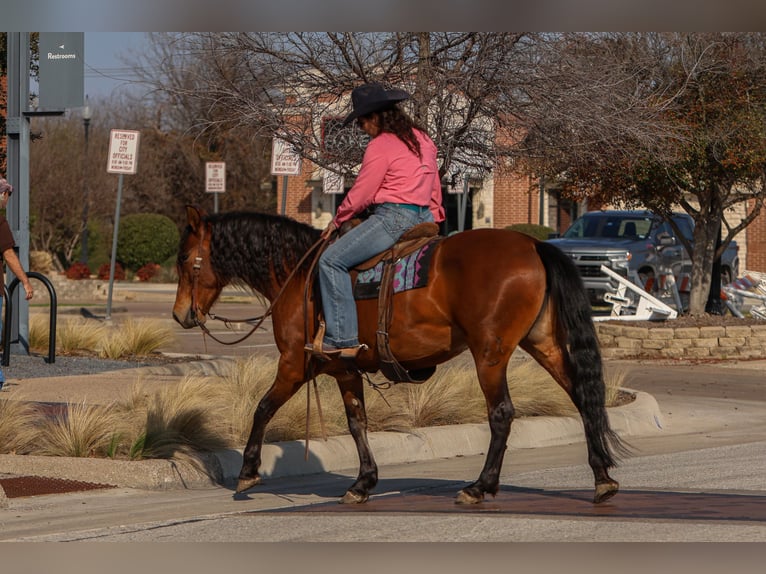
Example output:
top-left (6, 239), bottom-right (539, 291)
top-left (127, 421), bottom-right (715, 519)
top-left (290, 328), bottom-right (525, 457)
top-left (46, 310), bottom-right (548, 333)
top-left (672, 217), bottom-right (694, 242)
top-left (617, 219), bottom-right (651, 239)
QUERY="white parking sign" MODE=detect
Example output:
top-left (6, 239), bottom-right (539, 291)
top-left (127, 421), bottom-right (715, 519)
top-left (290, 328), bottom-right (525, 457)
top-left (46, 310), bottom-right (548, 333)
top-left (107, 129), bottom-right (140, 174)
top-left (206, 162), bottom-right (226, 192)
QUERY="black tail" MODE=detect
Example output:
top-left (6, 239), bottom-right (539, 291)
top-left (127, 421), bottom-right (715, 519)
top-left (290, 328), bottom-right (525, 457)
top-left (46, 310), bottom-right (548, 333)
top-left (534, 241), bottom-right (629, 467)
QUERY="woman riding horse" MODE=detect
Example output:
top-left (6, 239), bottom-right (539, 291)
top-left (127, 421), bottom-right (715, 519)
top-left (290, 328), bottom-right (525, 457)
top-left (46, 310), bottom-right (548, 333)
top-left (307, 83), bottom-right (445, 360)
top-left (173, 204), bottom-right (626, 505)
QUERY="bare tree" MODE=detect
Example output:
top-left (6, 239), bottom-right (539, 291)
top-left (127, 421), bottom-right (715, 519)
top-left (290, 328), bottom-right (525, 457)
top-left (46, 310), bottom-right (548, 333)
top-left (519, 33), bottom-right (766, 315)
top-left (128, 32), bottom-right (766, 315)
top-left (131, 32), bottom-right (534, 183)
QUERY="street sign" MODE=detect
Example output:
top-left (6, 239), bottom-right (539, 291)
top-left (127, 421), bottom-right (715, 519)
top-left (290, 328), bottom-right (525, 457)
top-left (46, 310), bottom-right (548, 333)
top-left (271, 138), bottom-right (302, 175)
top-left (206, 162), bottom-right (226, 192)
top-left (106, 129), bottom-right (140, 174)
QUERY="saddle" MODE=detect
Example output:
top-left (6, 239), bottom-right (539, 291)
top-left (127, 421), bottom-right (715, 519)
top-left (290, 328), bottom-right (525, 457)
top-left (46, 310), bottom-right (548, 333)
top-left (311, 220), bottom-right (441, 383)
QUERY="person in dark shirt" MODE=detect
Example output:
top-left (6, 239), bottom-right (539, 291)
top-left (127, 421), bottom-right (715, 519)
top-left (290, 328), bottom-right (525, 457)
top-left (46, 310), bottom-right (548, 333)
top-left (0, 177), bottom-right (35, 389)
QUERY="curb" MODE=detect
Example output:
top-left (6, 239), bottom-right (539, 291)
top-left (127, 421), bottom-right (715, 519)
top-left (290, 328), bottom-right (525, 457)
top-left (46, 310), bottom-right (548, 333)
top-left (207, 389), bottom-right (663, 484)
top-left (0, 390), bottom-right (663, 492)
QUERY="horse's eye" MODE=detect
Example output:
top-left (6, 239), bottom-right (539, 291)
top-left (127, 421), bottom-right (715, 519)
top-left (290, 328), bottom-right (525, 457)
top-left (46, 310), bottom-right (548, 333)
top-left (178, 253), bottom-right (189, 265)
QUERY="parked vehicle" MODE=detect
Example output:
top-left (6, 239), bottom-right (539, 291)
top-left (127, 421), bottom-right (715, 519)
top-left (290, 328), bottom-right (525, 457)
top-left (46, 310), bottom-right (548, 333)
top-left (547, 210), bottom-right (739, 305)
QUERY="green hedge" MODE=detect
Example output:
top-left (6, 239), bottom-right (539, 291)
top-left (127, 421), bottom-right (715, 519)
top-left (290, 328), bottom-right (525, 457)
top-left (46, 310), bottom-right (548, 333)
top-left (504, 223), bottom-right (556, 241)
top-left (116, 213), bottom-right (180, 272)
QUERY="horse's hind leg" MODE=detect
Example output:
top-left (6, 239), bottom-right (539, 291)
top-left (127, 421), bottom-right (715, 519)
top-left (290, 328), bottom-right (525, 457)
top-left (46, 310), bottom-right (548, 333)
top-left (456, 354), bottom-right (515, 504)
top-left (334, 370), bottom-right (378, 504)
top-left (521, 339), bottom-right (620, 504)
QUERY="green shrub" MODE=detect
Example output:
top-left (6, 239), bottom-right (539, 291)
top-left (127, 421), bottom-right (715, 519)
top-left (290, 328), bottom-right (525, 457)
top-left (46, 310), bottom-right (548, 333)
top-left (505, 223), bottom-right (556, 241)
top-left (116, 214), bottom-right (180, 272)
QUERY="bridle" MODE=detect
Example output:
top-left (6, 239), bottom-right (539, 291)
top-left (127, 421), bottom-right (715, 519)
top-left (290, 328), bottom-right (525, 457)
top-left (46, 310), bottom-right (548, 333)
top-left (187, 220), bottom-right (328, 346)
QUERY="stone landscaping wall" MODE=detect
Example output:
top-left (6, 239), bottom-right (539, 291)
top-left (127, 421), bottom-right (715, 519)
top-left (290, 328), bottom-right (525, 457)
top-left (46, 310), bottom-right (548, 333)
top-left (596, 322), bottom-right (766, 360)
top-left (37, 273), bottom-right (109, 302)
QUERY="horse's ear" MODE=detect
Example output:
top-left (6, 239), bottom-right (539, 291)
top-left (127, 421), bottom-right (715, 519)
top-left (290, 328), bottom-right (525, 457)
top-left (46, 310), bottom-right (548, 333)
top-left (185, 205), bottom-right (207, 233)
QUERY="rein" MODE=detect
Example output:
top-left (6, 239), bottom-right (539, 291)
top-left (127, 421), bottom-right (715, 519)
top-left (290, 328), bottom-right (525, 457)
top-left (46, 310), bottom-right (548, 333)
top-left (188, 219), bottom-right (332, 457)
top-left (191, 228), bottom-right (328, 346)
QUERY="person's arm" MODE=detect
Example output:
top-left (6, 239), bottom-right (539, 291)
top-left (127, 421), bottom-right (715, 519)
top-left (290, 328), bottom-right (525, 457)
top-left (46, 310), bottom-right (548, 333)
top-left (430, 175), bottom-right (446, 223)
top-left (2, 247), bottom-right (34, 300)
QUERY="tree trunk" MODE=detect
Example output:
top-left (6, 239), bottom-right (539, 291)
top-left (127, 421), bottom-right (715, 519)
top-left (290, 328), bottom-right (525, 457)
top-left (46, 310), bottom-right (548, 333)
top-left (687, 209), bottom-right (722, 315)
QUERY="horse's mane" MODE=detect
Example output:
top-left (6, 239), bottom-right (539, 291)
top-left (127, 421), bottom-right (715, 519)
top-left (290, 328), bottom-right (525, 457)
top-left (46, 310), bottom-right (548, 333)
top-left (203, 211), bottom-right (321, 293)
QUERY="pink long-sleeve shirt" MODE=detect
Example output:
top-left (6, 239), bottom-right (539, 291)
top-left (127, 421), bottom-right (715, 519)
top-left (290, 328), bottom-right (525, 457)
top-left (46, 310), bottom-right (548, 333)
top-left (333, 129), bottom-right (445, 226)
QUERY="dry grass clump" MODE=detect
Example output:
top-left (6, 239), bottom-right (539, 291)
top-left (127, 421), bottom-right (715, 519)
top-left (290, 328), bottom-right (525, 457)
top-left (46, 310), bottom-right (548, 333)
top-left (0, 399), bottom-right (39, 454)
top-left (212, 355), bottom-right (348, 443)
top-left (28, 314), bottom-right (52, 351)
top-left (116, 376), bottom-right (230, 460)
top-left (29, 316), bottom-right (175, 359)
top-left (98, 318), bottom-right (176, 359)
top-left (55, 318), bottom-right (106, 353)
top-left (34, 401), bottom-right (122, 458)
top-left (1, 351), bottom-right (627, 460)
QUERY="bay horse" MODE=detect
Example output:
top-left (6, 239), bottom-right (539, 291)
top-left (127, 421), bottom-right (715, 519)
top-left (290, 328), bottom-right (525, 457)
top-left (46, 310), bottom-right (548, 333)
top-left (172, 206), bottom-right (625, 505)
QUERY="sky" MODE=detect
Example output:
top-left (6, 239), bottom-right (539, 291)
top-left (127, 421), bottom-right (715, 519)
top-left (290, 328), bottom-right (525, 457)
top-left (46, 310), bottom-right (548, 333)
top-left (83, 32), bottom-right (149, 100)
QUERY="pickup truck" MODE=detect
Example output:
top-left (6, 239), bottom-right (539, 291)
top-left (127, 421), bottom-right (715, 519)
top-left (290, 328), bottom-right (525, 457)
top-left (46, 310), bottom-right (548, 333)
top-left (547, 210), bottom-right (740, 305)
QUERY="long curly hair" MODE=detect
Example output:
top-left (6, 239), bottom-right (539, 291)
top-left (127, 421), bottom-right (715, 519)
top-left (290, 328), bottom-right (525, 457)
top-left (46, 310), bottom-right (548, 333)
top-left (371, 105), bottom-right (428, 159)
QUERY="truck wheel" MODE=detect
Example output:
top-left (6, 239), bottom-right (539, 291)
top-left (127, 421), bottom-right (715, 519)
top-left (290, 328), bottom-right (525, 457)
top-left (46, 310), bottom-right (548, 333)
top-left (638, 270), bottom-right (657, 294)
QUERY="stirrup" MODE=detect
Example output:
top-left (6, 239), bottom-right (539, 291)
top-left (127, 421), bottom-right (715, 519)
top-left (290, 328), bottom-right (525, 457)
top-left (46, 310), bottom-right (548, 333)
top-left (304, 321), bottom-right (368, 360)
top-left (304, 321), bottom-right (330, 357)
top-left (304, 343), bottom-right (369, 361)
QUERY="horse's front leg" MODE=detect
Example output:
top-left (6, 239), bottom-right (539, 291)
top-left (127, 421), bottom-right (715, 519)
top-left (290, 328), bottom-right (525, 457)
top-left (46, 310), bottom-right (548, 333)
top-left (335, 369), bottom-right (378, 504)
top-left (236, 360), bottom-right (306, 494)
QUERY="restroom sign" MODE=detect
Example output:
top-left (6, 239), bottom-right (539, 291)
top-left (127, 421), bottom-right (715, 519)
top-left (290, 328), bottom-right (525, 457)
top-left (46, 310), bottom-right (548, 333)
top-left (107, 129), bottom-right (140, 174)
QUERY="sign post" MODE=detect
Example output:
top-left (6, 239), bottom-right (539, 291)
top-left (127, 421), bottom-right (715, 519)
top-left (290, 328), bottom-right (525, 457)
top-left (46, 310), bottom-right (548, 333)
top-left (105, 129), bottom-right (141, 319)
top-left (205, 161), bottom-right (226, 213)
top-left (271, 138), bottom-right (302, 215)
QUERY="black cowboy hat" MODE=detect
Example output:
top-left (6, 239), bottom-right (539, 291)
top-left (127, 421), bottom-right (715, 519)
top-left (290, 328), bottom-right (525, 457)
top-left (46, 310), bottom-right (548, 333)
top-left (342, 83), bottom-right (410, 126)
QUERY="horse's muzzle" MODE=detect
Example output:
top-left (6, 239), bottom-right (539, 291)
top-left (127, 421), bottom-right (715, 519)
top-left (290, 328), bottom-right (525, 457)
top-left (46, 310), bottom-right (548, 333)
top-left (172, 308), bottom-right (203, 329)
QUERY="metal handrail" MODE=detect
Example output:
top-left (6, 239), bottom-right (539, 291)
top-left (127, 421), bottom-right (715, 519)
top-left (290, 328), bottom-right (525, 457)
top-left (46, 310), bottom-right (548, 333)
top-left (2, 271), bottom-right (57, 365)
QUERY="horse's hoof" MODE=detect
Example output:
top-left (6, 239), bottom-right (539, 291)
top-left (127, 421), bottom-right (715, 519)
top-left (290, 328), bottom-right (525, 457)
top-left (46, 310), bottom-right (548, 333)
top-left (235, 476), bottom-right (262, 494)
top-left (455, 489), bottom-right (484, 505)
top-left (594, 480), bottom-right (619, 504)
top-left (339, 490), bottom-right (369, 504)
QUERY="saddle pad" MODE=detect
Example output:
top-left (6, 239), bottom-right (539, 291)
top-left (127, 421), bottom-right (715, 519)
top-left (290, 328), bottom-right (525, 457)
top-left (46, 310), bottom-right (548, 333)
top-left (353, 240), bottom-right (438, 300)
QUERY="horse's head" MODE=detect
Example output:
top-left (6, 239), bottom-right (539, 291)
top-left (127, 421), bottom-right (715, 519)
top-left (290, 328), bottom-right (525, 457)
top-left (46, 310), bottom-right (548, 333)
top-left (173, 205), bottom-right (223, 329)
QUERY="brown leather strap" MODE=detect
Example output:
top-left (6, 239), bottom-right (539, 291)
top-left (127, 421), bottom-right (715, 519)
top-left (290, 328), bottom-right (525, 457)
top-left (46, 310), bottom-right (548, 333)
top-left (375, 236), bottom-right (442, 383)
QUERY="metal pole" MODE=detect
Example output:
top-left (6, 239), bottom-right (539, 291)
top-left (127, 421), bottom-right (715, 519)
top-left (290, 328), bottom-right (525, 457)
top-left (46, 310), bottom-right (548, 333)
top-left (105, 174), bottom-right (124, 320)
top-left (458, 176), bottom-right (469, 233)
top-left (5, 32), bottom-right (31, 354)
top-left (79, 102), bottom-right (91, 263)
top-left (281, 175), bottom-right (288, 215)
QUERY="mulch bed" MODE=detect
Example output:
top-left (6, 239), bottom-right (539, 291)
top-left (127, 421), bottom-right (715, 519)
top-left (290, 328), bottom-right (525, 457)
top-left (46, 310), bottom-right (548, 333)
top-left (0, 475), bottom-right (114, 498)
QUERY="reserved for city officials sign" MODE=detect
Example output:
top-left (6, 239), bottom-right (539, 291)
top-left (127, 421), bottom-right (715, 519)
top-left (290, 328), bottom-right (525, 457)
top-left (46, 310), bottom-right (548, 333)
top-left (107, 129), bottom-right (141, 174)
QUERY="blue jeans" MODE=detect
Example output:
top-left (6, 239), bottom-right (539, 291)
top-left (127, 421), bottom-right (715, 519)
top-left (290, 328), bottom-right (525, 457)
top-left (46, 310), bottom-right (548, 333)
top-left (318, 203), bottom-right (434, 347)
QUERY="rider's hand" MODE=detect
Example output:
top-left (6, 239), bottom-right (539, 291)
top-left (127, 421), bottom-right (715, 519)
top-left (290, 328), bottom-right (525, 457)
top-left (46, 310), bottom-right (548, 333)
top-left (320, 223), bottom-right (336, 240)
